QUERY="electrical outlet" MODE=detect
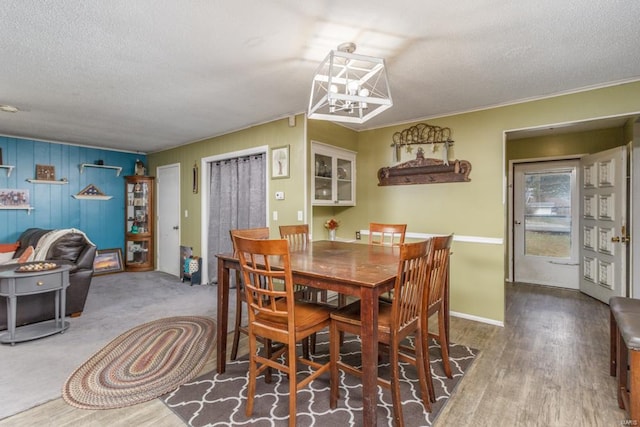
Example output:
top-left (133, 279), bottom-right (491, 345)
top-left (355, 231), bottom-right (361, 240)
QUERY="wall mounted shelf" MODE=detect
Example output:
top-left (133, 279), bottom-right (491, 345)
top-left (26, 179), bottom-right (68, 185)
top-left (0, 165), bottom-right (15, 177)
top-left (72, 195), bottom-right (113, 200)
top-left (0, 206), bottom-right (34, 214)
top-left (80, 164), bottom-right (122, 176)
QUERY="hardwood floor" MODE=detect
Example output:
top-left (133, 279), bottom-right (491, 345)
top-left (0, 282), bottom-right (627, 426)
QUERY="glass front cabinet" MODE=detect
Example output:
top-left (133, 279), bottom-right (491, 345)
top-left (125, 175), bottom-right (155, 272)
top-left (312, 141), bottom-right (356, 206)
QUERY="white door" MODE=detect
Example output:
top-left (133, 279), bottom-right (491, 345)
top-left (156, 164), bottom-right (181, 277)
top-left (579, 146), bottom-right (628, 303)
top-left (513, 160), bottom-right (580, 288)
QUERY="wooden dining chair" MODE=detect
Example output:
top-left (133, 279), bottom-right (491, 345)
top-left (279, 223), bottom-right (329, 302)
top-left (329, 239), bottom-right (435, 426)
top-left (279, 223), bottom-right (326, 356)
top-left (234, 235), bottom-right (333, 427)
top-left (229, 227), bottom-right (270, 361)
top-left (368, 222), bottom-right (407, 246)
top-left (420, 234), bottom-right (454, 380)
top-left (370, 223), bottom-right (407, 302)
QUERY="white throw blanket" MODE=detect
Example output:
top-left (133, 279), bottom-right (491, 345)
top-left (33, 228), bottom-right (95, 261)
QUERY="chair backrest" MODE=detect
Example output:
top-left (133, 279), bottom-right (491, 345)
top-left (425, 234), bottom-right (454, 312)
top-left (233, 236), bottom-right (295, 331)
top-left (369, 223), bottom-right (407, 246)
top-left (279, 224), bottom-right (310, 249)
top-left (391, 239), bottom-right (433, 333)
top-left (229, 227), bottom-right (270, 255)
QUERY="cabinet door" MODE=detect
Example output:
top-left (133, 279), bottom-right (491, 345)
top-left (127, 181), bottom-right (151, 234)
top-left (312, 142), bottom-right (356, 206)
top-left (314, 152), bottom-right (334, 203)
top-left (126, 237), bottom-right (152, 270)
top-left (125, 176), bottom-right (155, 271)
top-left (335, 155), bottom-right (353, 204)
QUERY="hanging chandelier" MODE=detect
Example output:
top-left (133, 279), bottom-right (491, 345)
top-left (308, 42), bottom-right (392, 124)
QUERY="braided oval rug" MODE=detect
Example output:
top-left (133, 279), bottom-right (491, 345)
top-left (62, 316), bottom-right (216, 410)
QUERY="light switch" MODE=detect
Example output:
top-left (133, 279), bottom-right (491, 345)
top-left (273, 211), bottom-right (278, 221)
top-left (297, 210), bottom-right (303, 221)
top-left (184, 210), bottom-right (188, 218)
top-left (275, 191), bottom-right (285, 200)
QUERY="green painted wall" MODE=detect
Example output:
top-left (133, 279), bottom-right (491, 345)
top-left (507, 127), bottom-right (625, 161)
top-left (147, 114), bottom-right (306, 254)
top-left (306, 120), bottom-right (359, 240)
top-left (150, 81), bottom-right (640, 324)
top-left (346, 81), bottom-right (640, 323)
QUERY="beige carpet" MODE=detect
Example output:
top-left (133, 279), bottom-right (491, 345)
top-left (0, 272), bottom-right (219, 420)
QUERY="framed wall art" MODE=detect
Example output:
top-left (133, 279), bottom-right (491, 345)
top-left (93, 248), bottom-right (124, 275)
top-left (271, 145), bottom-right (289, 179)
top-left (36, 164), bottom-right (56, 181)
top-left (0, 188), bottom-right (30, 208)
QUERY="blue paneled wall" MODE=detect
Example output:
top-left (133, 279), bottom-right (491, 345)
top-left (0, 136), bottom-right (147, 251)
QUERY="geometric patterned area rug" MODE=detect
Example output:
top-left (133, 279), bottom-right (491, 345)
top-left (162, 330), bottom-right (477, 426)
top-left (62, 316), bottom-right (216, 410)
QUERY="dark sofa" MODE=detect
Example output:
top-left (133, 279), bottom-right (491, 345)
top-left (0, 228), bottom-right (97, 330)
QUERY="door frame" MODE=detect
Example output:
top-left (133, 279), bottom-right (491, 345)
top-left (199, 145), bottom-right (270, 284)
top-left (156, 163), bottom-right (181, 276)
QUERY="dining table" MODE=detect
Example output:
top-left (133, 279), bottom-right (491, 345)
top-left (215, 239), bottom-right (449, 426)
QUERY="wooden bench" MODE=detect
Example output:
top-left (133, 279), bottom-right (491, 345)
top-left (610, 296), bottom-right (640, 421)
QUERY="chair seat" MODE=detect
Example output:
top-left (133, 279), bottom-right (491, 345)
top-left (330, 300), bottom-right (394, 335)
top-left (257, 300), bottom-right (333, 334)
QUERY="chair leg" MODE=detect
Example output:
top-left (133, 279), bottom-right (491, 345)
top-left (245, 330), bottom-right (258, 417)
top-left (389, 339), bottom-right (405, 427)
top-left (288, 341), bottom-right (298, 427)
top-left (414, 328), bottom-right (433, 412)
top-left (231, 270), bottom-right (243, 361)
top-left (438, 308), bottom-right (452, 378)
top-left (329, 321), bottom-right (340, 409)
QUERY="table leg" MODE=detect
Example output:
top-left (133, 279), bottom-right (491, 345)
top-left (445, 264), bottom-right (450, 353)
top-left (55, 290), bottom-right (60, 328)
top-left (359, 287), bottom-right (379, 425)
top-left (7, 295), bottom-right (16, 342)
top-left (217, 258), bottom-right (230, 374)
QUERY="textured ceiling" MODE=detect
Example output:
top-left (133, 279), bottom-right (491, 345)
top-left (1, 1), bottom-right (640, 153)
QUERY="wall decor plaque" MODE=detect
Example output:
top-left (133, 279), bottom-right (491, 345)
top-left (36, 164), bottom-right (56, 181)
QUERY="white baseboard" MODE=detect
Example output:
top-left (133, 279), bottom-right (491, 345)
top-left (451, 310), bottom-right (504, 327)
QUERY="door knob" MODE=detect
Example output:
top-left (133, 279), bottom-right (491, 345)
top-left (514, 220), bottom-right (522, 225)
top-left (173, 226), bottom-right (179, 230)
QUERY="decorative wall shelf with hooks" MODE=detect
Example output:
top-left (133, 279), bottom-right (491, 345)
top-left (0, 165), bottom-right (15, 177)
top-left (79, 164), bottom-right (123, 176)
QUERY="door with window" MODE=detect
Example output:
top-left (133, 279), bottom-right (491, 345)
top-left (579, 146), bottom-right (628, 303)
top-left (513, 160), bottom-right (580, 288)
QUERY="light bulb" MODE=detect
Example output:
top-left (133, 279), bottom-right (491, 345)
top-left (347, 81), bottom-right (359, 95)
top-left (329, 84), bottom-right (338, 111)
top-left (358, 88), bottom-right (370, 109)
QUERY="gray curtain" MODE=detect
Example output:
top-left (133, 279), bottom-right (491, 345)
top-left (207, 153), bottom-right (266, 283)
